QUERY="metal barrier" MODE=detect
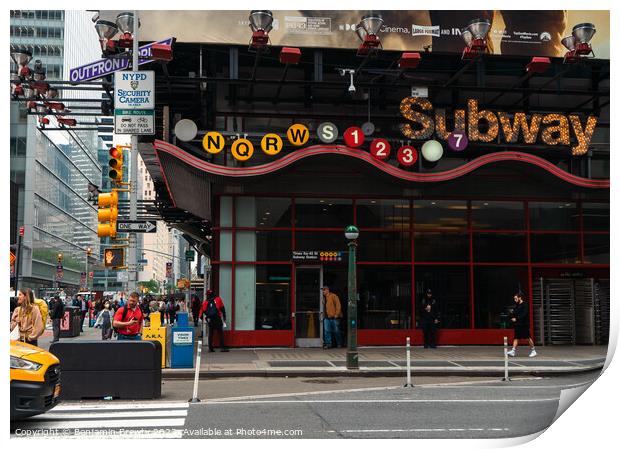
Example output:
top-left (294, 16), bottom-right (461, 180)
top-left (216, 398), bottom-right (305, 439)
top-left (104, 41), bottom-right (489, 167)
top-left (49, 340), bottom-right (162, 399)
top-left (502, 336), bottom-right (511, 382)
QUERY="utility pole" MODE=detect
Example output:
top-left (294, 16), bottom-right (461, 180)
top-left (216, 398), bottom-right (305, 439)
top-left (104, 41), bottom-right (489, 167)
top-left (127, 10), bottom-right (139, 293)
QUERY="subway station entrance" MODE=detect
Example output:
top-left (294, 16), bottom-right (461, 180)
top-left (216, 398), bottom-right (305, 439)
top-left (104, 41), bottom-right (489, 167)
top-left (295, 265), bottom-right (347, 347)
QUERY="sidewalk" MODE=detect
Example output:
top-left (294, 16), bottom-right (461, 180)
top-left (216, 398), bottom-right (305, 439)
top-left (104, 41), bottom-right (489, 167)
top-left (39, 325), bottom-right (608, 378)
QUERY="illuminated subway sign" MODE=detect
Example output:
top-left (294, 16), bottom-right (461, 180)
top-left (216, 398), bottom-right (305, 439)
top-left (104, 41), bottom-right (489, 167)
top-left (399, 97), bottom-right (598, 156)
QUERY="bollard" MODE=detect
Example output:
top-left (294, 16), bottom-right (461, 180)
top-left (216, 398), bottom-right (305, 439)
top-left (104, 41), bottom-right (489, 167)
top-left (502, 336), bottom-right (511, 382)
top-left (189, 340), bottom-right (203, 403)
top-left (404, 336), bottom-right (414, 387)
top-left (202, 319), bottom-right (207, 347)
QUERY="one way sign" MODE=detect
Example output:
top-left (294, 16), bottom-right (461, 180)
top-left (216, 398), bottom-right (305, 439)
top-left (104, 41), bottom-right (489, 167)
top-left (117, 220), bottom-right (157, 233)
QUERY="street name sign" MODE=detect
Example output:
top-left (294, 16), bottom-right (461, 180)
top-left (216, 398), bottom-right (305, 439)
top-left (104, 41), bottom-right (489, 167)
top-left (114, 110), bottom-right (155, 135)
top-left (117, 220), bottom-right (157, 233)
top-left (68, 38), bottom-right (174, 83)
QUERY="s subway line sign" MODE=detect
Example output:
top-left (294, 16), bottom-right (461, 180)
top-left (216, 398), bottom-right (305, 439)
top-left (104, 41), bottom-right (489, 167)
top-left (68, 38), bottom-right (173, 83)
top-left (399, 97), bottom-right (598, 156)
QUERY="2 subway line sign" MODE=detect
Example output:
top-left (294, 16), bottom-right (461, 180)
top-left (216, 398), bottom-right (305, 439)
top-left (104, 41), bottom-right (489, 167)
top-left (201, 97), bottom-right (598, 163)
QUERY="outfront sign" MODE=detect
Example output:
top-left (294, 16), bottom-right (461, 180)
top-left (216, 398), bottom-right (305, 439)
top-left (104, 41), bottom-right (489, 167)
top-left (68, 38), bottom-right (174, 83)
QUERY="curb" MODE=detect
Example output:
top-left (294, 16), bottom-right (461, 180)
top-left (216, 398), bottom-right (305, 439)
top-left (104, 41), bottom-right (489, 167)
top-left (162, 364), bottom-right (604, 380)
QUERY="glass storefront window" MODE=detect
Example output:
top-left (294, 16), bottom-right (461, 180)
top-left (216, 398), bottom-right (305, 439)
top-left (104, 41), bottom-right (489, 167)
top-left (583, 234), bottom-right (610, 264)
top-left (582, 203), bottom-right (609, 231)
top-left (294, 198), bottom-right (353, 228)
top-left (256, 197), bottom-right (292, 228)
top-left (414, 233), bottom-right (469, 262)
top-left (359, 266), bottom-right (411, 329)
top-left (356, 199), bottom-right (410, 230)
top-left (530, 234), bottom-right (580, 263)
top-left (219, 231), bottom-right (232, 261)
top-left (415, 266), bottom-right (470, 329)
top-left (529, 202), bottom-right (578, 231)
top-left (473, 233), bottom-right (527, 262)
top-left (414, 200), bottom-right (467, 231)
top-left (474, 267), bottom-right (528, 328)
top-left (295, 232), bottom-right (347, 253)
top-left (358, 231), bottom-right (411, 262)
top-left (234, 266), bottom-right (256, 330)
top-left (236, 231), bottom-right (291, 262)
top-left (256, 266), bottom-right (291, 330)
top-left (471, 201), bottom-right (524, 230)
top-left (219, 196), bottom-right (233, 227)
top-left (235, 197), bottom-right (256, 227)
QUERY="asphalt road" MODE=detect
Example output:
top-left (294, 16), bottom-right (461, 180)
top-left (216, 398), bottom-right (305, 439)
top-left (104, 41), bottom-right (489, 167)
top-left (11, 371), bottom-right (601, 439)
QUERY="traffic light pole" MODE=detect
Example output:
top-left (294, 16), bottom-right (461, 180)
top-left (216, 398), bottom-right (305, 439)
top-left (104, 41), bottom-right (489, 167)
top-left (127, 10), bottom-right (140, 293)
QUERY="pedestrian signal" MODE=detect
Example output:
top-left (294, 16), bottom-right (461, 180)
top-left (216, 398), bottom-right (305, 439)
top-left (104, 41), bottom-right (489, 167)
top-left (104, 248), bottom-right (124, 267)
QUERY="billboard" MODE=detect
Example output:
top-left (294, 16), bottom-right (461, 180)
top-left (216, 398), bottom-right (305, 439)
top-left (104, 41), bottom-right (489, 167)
top-left (136, 10), bottom-right (609, 59)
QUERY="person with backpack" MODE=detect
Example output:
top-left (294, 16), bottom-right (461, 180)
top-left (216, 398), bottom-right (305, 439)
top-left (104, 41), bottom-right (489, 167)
top-left (48, 294), bottom-right (64, 343)
top-left (200, 289), bottom-right (229, 352)
top-left (112, 292), bottom-right (144, 340)
top-left (11, 288), bottom-right (44, 346)
top-left (95, 300), bottom-right (114, 340)
top-left (167, 297), bottom-right (180, 324)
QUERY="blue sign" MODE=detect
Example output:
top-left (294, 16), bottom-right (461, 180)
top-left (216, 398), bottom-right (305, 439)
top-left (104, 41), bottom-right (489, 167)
top-left (68, 38), bottom-right (174, 83)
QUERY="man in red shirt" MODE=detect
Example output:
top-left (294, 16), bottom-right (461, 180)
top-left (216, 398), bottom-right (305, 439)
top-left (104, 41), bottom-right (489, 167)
top-left (112, 292), bottom-right (144, 340)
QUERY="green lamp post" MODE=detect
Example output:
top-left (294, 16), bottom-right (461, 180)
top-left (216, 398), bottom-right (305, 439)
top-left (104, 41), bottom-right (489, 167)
top-left (345, 225), bottom-right (359, 370)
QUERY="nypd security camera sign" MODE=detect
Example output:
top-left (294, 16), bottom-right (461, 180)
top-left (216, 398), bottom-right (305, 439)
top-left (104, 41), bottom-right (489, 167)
top-left (114, 71), bottom-right (155, 110)
top-left (114, 71), bottom-right (155, 135)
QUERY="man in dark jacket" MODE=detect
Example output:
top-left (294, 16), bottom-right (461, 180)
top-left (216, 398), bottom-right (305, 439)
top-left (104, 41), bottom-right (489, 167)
top-left (201, 289), bottom-right (229, 352)
top-left (507, 293), bottom-right (537, 357)
top-left (191, 294), bottom-right (202, 327)
top-left (48, 295), bottom-right (65, 342)
top-left (420, 303), bottom-right (440, 348)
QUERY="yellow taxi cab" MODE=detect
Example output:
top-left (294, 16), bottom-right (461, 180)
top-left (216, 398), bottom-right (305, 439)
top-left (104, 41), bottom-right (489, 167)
top-left (10, 340), bottom-right (61, 420)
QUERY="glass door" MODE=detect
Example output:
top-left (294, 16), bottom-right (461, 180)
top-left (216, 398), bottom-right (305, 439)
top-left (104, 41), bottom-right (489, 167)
top-left (295, 266), bottom-right (323, 347)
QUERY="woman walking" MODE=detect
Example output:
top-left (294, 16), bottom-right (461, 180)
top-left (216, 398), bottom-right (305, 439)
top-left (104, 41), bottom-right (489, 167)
top-left (94, 300), bottom-right (114, 340)
top-left (10, 288), bottom-right (44, 346)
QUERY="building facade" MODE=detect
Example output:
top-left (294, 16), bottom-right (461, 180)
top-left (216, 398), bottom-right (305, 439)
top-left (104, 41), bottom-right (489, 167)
top-left (137, 10), bottom-right (609, 346)
top-left (10, 10), bottom-right (103, 296)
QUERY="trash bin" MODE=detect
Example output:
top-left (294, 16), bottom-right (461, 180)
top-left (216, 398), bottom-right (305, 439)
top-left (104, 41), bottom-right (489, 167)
top-left (59, 306), bottom-right (80, 338)
top-left (170, 312), bottom-right (195, 368)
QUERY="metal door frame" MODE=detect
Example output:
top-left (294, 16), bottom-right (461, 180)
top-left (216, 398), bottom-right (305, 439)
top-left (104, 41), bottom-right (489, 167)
top-left (294, 265), bottom-right (324, 347)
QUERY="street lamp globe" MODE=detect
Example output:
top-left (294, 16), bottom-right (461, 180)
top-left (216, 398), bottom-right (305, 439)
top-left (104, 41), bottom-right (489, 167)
top-left (344, 225), bottom-right (359, 240)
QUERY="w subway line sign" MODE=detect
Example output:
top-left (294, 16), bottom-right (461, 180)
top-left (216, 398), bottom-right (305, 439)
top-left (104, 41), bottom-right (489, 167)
top-left (68, 38), bottom-right (174, 83)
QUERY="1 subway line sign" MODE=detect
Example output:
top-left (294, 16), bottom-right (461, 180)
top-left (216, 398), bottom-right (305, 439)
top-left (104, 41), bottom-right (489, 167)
top-left (114, 71), bottom-right (155, 135)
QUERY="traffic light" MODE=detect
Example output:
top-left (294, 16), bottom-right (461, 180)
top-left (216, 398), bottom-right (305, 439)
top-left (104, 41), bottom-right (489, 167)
top-left (97, 190), bottom-right (118, 238)
top-left (108, 146), bottom-right (123, 183)
top-left (103, 248), bottom-right (124, 267)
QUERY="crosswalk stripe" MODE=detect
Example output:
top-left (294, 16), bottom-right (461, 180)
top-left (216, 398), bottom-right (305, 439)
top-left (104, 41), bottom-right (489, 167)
top-left (52, 402), bottom-right (189, 412)
top-left (30, 409), bottom-right (188, 420)
top-left (15, 418), bottom-right (186, 430)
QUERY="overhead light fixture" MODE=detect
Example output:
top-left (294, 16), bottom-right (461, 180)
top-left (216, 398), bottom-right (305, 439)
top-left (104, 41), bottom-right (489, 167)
top-left (35, 104), bottom-right (48, 115)
top-left (461, 18), bottom-right (490, 59)
top-left (526, 56), bottom-right (551, 73)
top-left (338, 68), bottom-right (356, 95)
top-left (356, 14), bottom-right (384, 56)
top-left (57, 117), bottom-right (77, 127)
top-left (248, 10), bottom-right (273, 50)
top-left (398, 52), bottom-right (421, 69)
top-left (11, 48), bottom-right (33, 79)
top-left (94, 19), bottom-right (118, 54)
top-left (45, 88), bottom-right (59, 99)
top-left (116, 12), bottom-right (138, 48)
top-left (562, 23), bottom-right (596, 63)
